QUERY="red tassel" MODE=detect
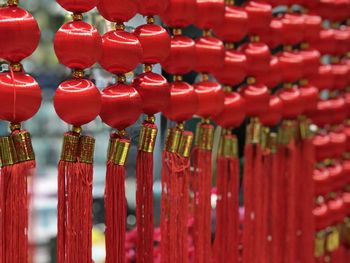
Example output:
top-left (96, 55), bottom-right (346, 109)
top-left (213, 133), bottom-right (239, 263)
top-left (192, 121), bottom-right (214, 263)
top-left (105, 136), bottom-right (131, 263)
top-left (57, 132), bottom-right (94, 263)
top-left (136, 119), bottom-right (158, 263)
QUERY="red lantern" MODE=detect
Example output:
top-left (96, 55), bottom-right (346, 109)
top-left (136, 0), bottom-right (169, 15)
top-left (194, 0), bottom-right (225, 29)
top-left (195, 37), bottom-right (225, 73)
top-left (97, 0), bottom-right (137, 23)
top-left (241, 42), bottom-right (271, 76)
top-left (239, 83), bottom-right (270, 117)
top-left (56, 0), bottom-right (99, 13)
top-left (161, 0), bottom-right (196, 28)
top-left (277, 87), bottom-right (303, 120)
top-left (259, 95), bottom-right (283, 126)
top-left (244, 0), bottom-right (272, 36)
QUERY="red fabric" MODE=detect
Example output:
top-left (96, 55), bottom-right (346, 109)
top-left (105, 163), bottom-right (126, 263)
top-left (0, 160), bottom-right (34, 263)
top-left (57, 161), bottom-right (93, 263)
top-left (136, 150), bottom-right (154, 263)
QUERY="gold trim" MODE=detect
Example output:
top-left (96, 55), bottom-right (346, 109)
top-left (72, 13), bottom-right (83, 21)
top-left (164, 128), bottom-right (182, 153)
top-left (315, 230), bottom-right (326, 258)
top-left (326, 226), bottom-right (340, 253)
top-left (246, 117), bottom-right (261, 144)
top-left (260, 126), bottom-right (270, 150)
top-left (0, 136), bottom-right (18, 166)
top-left (173, 28), bottom-right (182, 36)
top-left (60, 133), bottom-right (80, 162)
top-left (72, 69), bottom-right (84, 79)
top-left (247, 77), bottom-right (256, 85)
top-left (11, 131), bottom-right (35, 162)
top-left (144, 64), bottom-right (153, 73)
top-left (78, 136), bottom-right (95, 164)
top-left (115, 23), bottom-right (125, 30)
top-left (7, 0), bottom-right (18, 6)
top-left (178, 131), bottom-right (193, 158)
top-left (147, 16), bottom-right (154, 24)
top-left (198, 123), bottom-right (214, 151)
top-left (269, 133), bottom-right (278, 154)
top-left (138, 123), bottom-right (158, 153)
top-left (173, 75), bottom-right (183, 82)
top-left (109, 137), bottom-right (130, 166)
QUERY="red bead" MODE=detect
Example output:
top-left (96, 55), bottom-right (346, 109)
top-left (161, 0), bottom-right (196, 28)
top-left (328, 97), bottom-right (346, 125)
top-left (163, 81), bottom-right (197, 122)
top-left (241, 42), bottom-right (271, 77)
top-left (277, 51), bottom-right (303, 83)
top-left (213, 6), bottom-right (248, 43)
top-left (99, 30), bottom-right (142, 74)
top-left (280, 13), bottom-right (304, 45)
top-left (313, 133), bottom-right (331, 162)
top-left (195, 37), bottom-right (224, 73)
top-left (255, 56), bottom-right (281, 89)
top-left (214, 50), bottom-right (247, 86)
top-left (195, 0), bottom-right (225, 29)
top-left (134, 24), bottom-right (170, 64)
top-left (332, 64), bottom-right (348, 91)
top-left (299, 84), bottom-right (319, 116)
top-left (136, 0), bottom-right (169, 15)
top-left (0, 72), bottom-right (41, 123)
top-left (100, 83), bottom-right (142, 130)
top-left (162, 35), bottom-right (196, 75)
top-left (302, 14), bottom-right (322, 43)
top-left (277, 87), bottom-right (302, 119)
top-left (97, 0), bottom-right (137, 22)
top-left (54, 21), bottom-right (102, 69)
top-left (133, 72), bottom-right (170, 116)
top-left (57, 0), bottom-right (99, 13)
top-left (239, 84), bottom-right (269, 117)
top-left (299, 48), bottom-right (320, 79)
top-left (309, 65), bottom-right (334, 91)
top-left (213, 92), bottom-right (246, 128)
top-left (54, 79), bottom-right (101, 126)
top-left (244, 1), bottom-right (272, 36)
top-left (0, 7), bottom-right (40, 63)
top-left (310, 29), bottom-right (336, 56)
top-left (309, 100), bottom-right (332, 127)
top-left (194, 81), bottom-right (225, 118)
top-left (259, 95), bottom-right (283, 126)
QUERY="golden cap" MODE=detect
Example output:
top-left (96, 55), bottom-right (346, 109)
top-left (314, 230), bottom-right (326, 258)
top-left (326, 227), bottom-right (340, 253)
top-left (60, 133), bottom-right (80, 162)
top-left (11, 131), bottom-right (35, 162)
top-left (198, 124), bottom-right (214, 151)
top-left (138, 123), bottom-right (158, 152)
top-left (246, 117), bottom-right (261, 144)
top-left (165, 128), bottom-right (182, 153)
top-left (109, 137), bottom-right (130, 166)
top-left (77, 136), bottom-right (95, 164)
top-left (0, 136), bottom-right (18, 166)
top-left (178, 131), bottom-right (193, 158)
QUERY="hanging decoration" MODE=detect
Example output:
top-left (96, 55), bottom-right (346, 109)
top-left (53, 0), bottom-right (102, 261)
top-left (0, 0), bottom-right (41, 262)
top-left (133, 1), bottom-right (171, 261)
top-left (97, 0), bottom-right (142, 262)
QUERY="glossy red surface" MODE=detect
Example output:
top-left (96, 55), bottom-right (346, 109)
top-left (133, 72), bottom-right (170, 115)
top-left (280, 13), bottom-right (304, 45)
top-left (313, 133), bottom-right (331, 162)
top-left (344, 125), bottom-right (350, 152)
top-left (277, 87), bottom-right (302, 120)
top-left (299, 84), bottom-right (319, 116)
top-left (313, 202), bottom-right (329, 231)
top-left (0, 7), bottom-right (40, 63)
top-left (194, 81), bottom-right (225, 118)
top-left (97, 0), bottom-right (137, 22)
top-left (309, 100), bottom-right (332, 128)
top-left (313, 167), bottom-right (330, 197)
top-left (334, 28), bottom-right (350, 56)
top-left (327, 196), bottom-right (344, 224)
top-left (161, 0), bottom-right (196, 28)
top-left (54, 21), bottom-right (102, 69)
top-left (194, 0), bottom-right (225, 29)
top-left (310, 29), bottom-right (336, 56)
top-left (332, 64), bottom-right (348, 91)
top-left (195, 36), bottom-right (224, 73)
top-left (54, 79), bottom-right (101, 126)
top-left (244, 1), bottom-right (272, 36)
top-left (100, 83), bottom-right (142, 129)
top-left (57, 0), bottom-right (99, 12)
top-left (213, 6), bottom-right (248, 43)
top-left (260, 18), bottom-right (282, 49)
top-left (329, 131), bottom-right (347, 160)
top-left (163, 81), bottom-right (197, 122)
top-left (328, 97), bottom-right (346, 125)
top-left (162, 35), bottom-right (196, 75)
top-left (136, 0), bottom-right (168, 15)
top-left (299, 49), bottom-right (320, 79)
top-left (309, 65), bottom-right (334, 91)
top-left (213, 92), bottom-right (246, 128)
top-left (239, 84), bottom-right (269, 117)
top-left (277, 51), bottom-right (303, 83)
top-left (256, 57), bottom-right (281, 89)
top-left (213, 50), bottom-right (247, 86)
top-left (134, 24), bottom-right (170, 64)
top-left (241, 42), bottom-right (271, 77)
top-left (99, 30), bottom-right (142, 74)
top-left (302, 14), bottom-right (322, 43)
top-left (259, 95), bottom-right (283, 126)
top-left (0, 72), bottom-right (41, 123)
